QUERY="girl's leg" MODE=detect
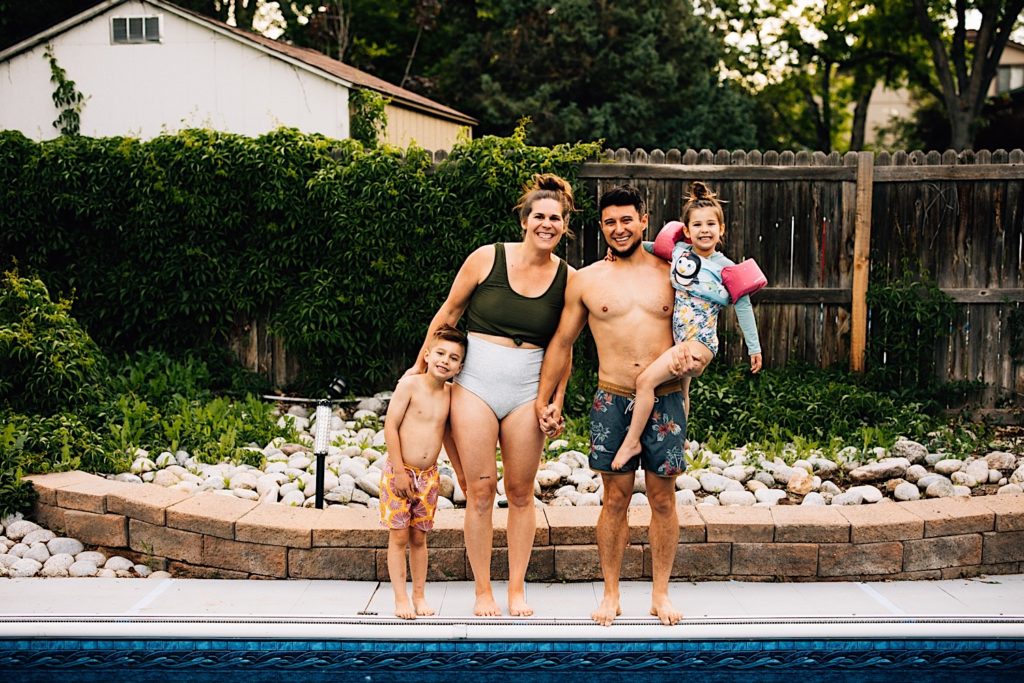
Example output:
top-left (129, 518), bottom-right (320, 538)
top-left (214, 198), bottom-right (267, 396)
top-left (610, 348), bottom-right (679, 470)
top-left (498, 401), bottom-right (547, 617)
top-left (387, 528), bottom-right (414, 619)
top-left (449, 384), bottom-right (501, 616)
top-left (408, 527), bottom-right (434, 616)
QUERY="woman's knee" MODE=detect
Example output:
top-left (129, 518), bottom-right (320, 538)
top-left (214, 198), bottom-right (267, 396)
top-left (504, 483), bottom-right (535, 508)
top-left (466, 478), bottom-right (497, 511)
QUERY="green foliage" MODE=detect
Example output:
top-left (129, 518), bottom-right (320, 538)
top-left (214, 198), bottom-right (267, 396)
top-left (43, 44), bottom-right (85, 136)
top-left (0, 421), bottom-right (39, 518)
top-left (349, 89), bottom-right (390, 148)
top-left (0, 270), bottom-right (109, 414)
top-left (0, 126), bottom-right (598, 393)
top-left (161, 395), bottom-right (296, 466)
top-left (428, 0), bottom-right (760, 149)
top-left (682, 362), bottom-right (939, 446)
top-left (866, 263), bottom-right (957, 399)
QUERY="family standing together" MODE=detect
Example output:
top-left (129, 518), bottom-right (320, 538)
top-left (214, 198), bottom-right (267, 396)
top-left (380, 174), bottom-right (763, 626)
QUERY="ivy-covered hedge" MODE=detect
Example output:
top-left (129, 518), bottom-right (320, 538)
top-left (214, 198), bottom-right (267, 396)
top-left (0, 127), bottom-right (600, 392)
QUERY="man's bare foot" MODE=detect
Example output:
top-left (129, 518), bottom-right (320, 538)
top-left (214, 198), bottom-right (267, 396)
top-left (394, 594), bottom-right (416, 620)
top-left (610, 441), bottom-right (641, 471)
top-left (591, 596), bottom-right (622, 626)
top-left (474, 593), bottom-right (502, 617)
top-left (650, 596), bottom-right (682, 625)
top-left (508, 588), bottom-right (533, 617)
top-left (413, 596), bottom-right (435, 616)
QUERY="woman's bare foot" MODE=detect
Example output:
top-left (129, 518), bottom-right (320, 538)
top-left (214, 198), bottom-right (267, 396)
top-left (610, 441), bottom-right (641, 471)
top-left (394, 595), bottom-right (416, 620)
top-left (474, 592), bottom-right (502, 617)
top-left (413, 596), bottom-right (435, 616)
top-left (508, 588), bottom-right (533, 617)
top-left (650, 596), bottom-right (682, 625)
top-left (591, 595), bottom-right (622, 626)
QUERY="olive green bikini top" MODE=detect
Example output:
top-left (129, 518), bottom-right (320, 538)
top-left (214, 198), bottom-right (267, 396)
top-left (464, 243), bottom-right (568, 347)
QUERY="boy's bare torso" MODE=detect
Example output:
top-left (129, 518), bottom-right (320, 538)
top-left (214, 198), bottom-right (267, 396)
top-left (397, 377), bottom-right (450, 469)
top-left (578, 254), bottom-right (675, 388)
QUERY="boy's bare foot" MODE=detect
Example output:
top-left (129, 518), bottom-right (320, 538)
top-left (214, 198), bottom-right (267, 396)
top-left (508, 588), bottom-right (533, 617)
top-left (650, 596), bottom-right (682, 625)
top-left (474, 592), bottom-right (502, 617)
top-left (610, 441), bottom-right (641, 470)
top-left (413, 596), bottom-right (435, 617)
top-left (394, 595), bottom-right (416, 620)
top-left (591, 596), bottom-right (622, 626)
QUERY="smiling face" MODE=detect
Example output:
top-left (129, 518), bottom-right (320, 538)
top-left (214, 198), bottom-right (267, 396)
top-left (424, 339), bottom-right (464, 381)
top-left (600, 203), bottom-right (648, 258)
top-left (683, 206), bottom-right (724, 257)
top-left (521, 197), bottom-right (566, 251)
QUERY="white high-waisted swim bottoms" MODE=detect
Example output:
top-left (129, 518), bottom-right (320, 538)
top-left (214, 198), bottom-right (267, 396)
top-left (453, 334), bottom-right (545, 420)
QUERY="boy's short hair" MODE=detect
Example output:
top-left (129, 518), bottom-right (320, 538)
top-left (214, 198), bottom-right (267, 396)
top-left (599, 184), bottom-right (646, 216)
top-left (432, 324), bottom-right (467, 352)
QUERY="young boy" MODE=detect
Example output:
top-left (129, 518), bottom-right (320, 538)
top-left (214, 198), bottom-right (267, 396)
top-left (380, 324), bottom-right (466, 619)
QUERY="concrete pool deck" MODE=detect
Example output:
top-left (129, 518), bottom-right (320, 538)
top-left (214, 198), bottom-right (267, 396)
top-left (2, 574), bottom-right (1023, 640)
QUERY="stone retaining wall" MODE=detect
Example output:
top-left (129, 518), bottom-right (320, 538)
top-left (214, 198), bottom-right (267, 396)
top-left (26, 471), bottom-right (1024, 581)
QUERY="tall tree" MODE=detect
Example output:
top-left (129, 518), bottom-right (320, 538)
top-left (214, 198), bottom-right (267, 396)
top-left (706, 0), bottom-right (925, 152)
top-left (428, 0), bottom-right (761, 150)
top-left (911, 0), bottom-right (1024, 150)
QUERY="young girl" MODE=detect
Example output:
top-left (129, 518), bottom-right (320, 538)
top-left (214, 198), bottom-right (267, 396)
top-left (610, 182), bottom-right (762, 470)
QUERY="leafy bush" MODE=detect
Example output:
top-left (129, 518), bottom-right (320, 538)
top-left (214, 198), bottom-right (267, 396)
top-left (161, 395), bottom-right (297, 466)
top-left (0, 126), bottom-right (600, 393)
top-left (0, 271), bottom-right (109, 414)
top-left (866, 264), bottom-right (957, 399)
top-left (0, 422), bottom-right (39, 518)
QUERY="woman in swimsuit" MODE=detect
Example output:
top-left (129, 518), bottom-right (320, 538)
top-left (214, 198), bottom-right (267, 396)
top-left (408, 174), bottom-right (575, 617)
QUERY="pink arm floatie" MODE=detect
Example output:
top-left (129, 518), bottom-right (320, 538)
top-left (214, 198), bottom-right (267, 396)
top-left (652, 221), bottom-right (687, 261)
top-left (721, 258), bottom-right (768, 301)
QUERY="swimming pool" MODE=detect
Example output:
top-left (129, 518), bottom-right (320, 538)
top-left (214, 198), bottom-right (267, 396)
top-left (3, 616), bottom-right (1023, 682)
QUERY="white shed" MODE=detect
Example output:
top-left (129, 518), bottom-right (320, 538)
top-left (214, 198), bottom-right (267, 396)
top-left (0, 0), bottom-right (475, 149)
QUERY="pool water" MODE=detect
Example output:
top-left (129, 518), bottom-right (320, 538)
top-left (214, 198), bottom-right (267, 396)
top-left (3, 638), bottom-right (1022, 682)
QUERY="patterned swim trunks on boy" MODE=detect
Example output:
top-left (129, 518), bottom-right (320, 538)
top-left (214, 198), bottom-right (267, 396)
top-left (379, 461), bottom-right (440, 531)
top-left (589, 380), bottom-right (688, 477)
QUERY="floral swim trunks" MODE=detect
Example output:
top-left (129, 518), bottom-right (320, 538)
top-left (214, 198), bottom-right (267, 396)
top-left (589, 380), bottom-right (687, 477)
top-left (379, 461), bottom-right (440, 531)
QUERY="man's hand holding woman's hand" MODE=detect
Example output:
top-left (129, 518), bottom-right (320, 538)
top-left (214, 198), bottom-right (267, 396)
top-left (535, 401), bottom-right (565, 438)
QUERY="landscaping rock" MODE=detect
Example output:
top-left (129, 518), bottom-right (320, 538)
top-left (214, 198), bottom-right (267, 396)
top-left (849, 458), bottom-right (908, 483)
top-left (934, 459), bottom-right (965, 475)
top-left (47, 538), bottom-right (84, 556)
top-left (720, 490), bottom-right (756, 506)
top-left (894, 482), bottom-right (921, 501)
top-left (925, 480), bottom-right (956, 498)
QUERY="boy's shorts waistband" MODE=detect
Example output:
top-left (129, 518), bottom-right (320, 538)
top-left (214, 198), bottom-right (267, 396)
top-left (597, 379), bottom-right (685, 399)
top-left (386, 461), bottom-right (439, 475)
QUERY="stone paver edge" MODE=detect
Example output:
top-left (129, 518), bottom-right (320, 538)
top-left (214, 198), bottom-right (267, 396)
top-left (23, 471), bottom-right (1024, 581)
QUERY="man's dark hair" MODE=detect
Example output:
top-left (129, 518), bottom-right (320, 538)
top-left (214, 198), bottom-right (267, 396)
top-left (598, 184), bottom-right (646, 216)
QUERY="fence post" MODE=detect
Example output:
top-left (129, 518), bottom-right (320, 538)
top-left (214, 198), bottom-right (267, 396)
top-left (850, 151), bottom-right (875, 373)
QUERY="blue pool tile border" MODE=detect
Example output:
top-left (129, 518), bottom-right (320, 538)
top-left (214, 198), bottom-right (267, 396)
top-left (1, 639), bottom-right (1023, 671)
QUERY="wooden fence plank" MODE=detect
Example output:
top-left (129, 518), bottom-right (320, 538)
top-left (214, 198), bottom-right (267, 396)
top-left (850, 152), bottom-right (875, 373)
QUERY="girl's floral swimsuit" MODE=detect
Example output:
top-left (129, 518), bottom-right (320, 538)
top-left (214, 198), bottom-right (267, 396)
top-left (667, 242), bottom-right (761, 356)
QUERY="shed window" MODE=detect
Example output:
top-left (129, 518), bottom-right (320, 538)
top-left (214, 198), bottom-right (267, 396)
top-left (111, 16), bottom-right (161, 44)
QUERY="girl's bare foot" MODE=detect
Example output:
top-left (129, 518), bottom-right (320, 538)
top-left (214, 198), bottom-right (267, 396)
top-left (508, 588), bottom-right (533, 617)
top-left (591, 596), bottom-right (622, 626)
top-left (610, 441), bottom-right (641, 470)
top-left (394, 595), bottom-right (416, 620)
top-left (650, 596), bottom-right (682, 625)
top-left (413, 596), bottom-right (435, 616)
top-left (474, 592), bottom-right (502, 617)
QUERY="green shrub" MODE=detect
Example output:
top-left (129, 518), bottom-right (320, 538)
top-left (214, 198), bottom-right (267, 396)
top-left (0, 422), bottom-right (39, 518)
top-left (161, 395), bottom-right (297, 466)
top-left (0, 126), bottom-right (600, 393)
top-left (0, 271), bottom-right (109, 414)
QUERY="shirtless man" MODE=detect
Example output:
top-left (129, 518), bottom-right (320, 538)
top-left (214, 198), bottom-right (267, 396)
top-left (536, 185), bottom-right (702, 626)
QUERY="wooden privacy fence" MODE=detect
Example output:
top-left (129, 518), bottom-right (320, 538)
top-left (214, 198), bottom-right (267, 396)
top-left (568, 148), bottom-right (1024, 405)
